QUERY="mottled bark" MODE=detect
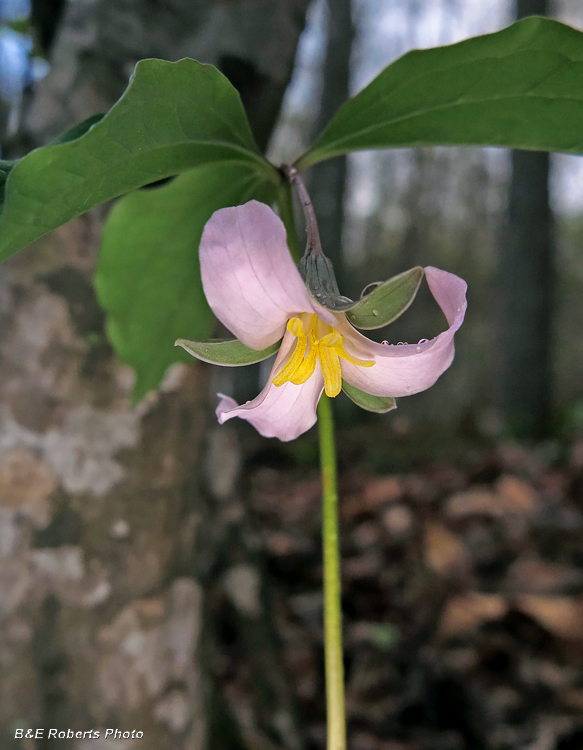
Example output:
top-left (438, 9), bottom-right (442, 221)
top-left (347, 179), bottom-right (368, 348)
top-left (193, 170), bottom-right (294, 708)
top-left (308, 0), bottom-right (354, 295)
top-left (499, 0), bottom-right (554, 437)
top-left (0, 215), bottom-right (211, 749)
top-left (22, 0), bottom-right (310, 152)
top-left (0, 1), bottom-right (310, 747)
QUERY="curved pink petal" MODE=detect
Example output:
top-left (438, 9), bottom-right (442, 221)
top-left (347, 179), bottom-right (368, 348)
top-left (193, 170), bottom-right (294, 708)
top-left (216, 373), bottom-right (324, 442)
top-left (339, 267), bottom-right (467, 398)
top-left (215, 330), bottom-right (324, 441)
top-left (200, 200), bottom-right (325, 349)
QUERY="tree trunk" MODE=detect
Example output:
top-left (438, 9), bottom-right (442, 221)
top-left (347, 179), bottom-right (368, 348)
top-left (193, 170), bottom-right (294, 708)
top-left (0, 1), bottom-right (310, 747)
top-left (499, 0), bottom-right (554, 438)
top-left (308, 0), bottom-right (354, 296)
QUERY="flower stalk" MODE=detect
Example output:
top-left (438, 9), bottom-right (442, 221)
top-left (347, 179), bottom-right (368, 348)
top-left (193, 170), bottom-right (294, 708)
top-left (281, 169), bottom-right (347, 747)
top-left (318, 393), bottom-right (346, 750)
top-left (280, 164), bottom-right (324, 258)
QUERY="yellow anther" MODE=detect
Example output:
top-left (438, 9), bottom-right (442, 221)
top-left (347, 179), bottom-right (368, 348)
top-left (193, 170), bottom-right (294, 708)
top-left (272, 318), bottom-right (308, 386)
top-left (290, 332), bottom-right (318, 384)
top-left (287, 317), bottom-right (304, 337)
top-left (319, 332), bottom-right (343, 348)
top-left (274, 313), bottom-right (374, 395)
top-left (319, 344), bottom-right (342, 397)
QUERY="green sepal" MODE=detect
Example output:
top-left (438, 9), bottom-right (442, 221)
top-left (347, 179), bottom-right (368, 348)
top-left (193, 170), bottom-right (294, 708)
top-left (175, 337), bottom-right (281, 366)
top-left (298, 253), bottom-right (354, 312)
top-left (342, 381), bottom-right (397, 413)
top-left (346, 267), bottom-right (423, 330)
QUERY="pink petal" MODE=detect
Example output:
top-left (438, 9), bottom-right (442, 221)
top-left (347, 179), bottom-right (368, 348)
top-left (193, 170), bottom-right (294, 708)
top-left (215, 331), bottom-right (324, 441)
top-left (339, 267), bottom-right (467, 398)
top-left (200, 200), bottom-right (325, 350)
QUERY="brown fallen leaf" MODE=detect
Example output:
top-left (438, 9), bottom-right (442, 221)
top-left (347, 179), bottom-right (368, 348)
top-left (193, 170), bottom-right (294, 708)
top-left (423, 523), bottom-right (472, 578)
top-left (445, 475), bottom-right (536, 518)
top-left (559, 688), bottom-right (583, 711)
top-left (438, 592), bottom-right (508, 639)
top-left (445, 488), bottom-right (498, 518)
top-left (343, 552), bottom-right (382, 580)
top-left (505, 557), bottom-right (583, 595)
top-left (516, 595), bottom-right (583, 640)
top-left (352, 733), bottom-right (415, 750)
top-left (363, 476), bottom-right (403, 507)
top-left (382, 504), bottom-right (414, 537)
top-left (496, 475), bottom-right (537, 513)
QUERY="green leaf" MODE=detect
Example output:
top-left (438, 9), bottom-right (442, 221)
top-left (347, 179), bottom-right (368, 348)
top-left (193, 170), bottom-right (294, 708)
top-left (0, 160), bottom-right (17, 212)
top-left (346, 267), bottom-right (423, 329)
top-left (297, 17), bottom-right (583, 168)
top-left (0, 58), bottom-right (275, 263)
top-left (48, 114), bottom-right (105, 146)
top-left (95, 162), bottom-right (277, 402)
top-left (342, 382), bottom-right (396, 413)
top-left (176, 337), bottom-right (281, 366)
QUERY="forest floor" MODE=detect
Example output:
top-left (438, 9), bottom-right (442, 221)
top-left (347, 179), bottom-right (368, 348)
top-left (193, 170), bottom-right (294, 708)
top-left (232, 424), bottom-right (583, 750)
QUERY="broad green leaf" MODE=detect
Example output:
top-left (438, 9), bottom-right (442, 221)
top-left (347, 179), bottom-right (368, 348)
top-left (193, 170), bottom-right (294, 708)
top-left (95, 162), bottom-right (276, 402)
top-left (346, 267), bottom-right (423, 329)
top-left (0, 160), bottom-right (17, 212)
top-left (176, 337), bottom-right (281, 366)
top-left (297, 17), bottom-right (583, 168)
top-left (342, 382), bottom-right (396, 413)
top-left (48, 114), bottom-right (105, 146)
top-left (0, 58), bottom-right (275, 262)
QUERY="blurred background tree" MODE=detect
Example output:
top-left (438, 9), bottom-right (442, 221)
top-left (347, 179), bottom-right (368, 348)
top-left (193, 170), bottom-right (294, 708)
top-left (500, 0), bottom-right (554, 439)
top-left (308, 0), bottom-right (354, 293)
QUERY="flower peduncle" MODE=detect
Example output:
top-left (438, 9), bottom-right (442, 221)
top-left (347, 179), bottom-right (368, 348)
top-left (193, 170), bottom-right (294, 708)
top-left (280, 164), bottom-right (323, 258)
top-left (280, 165), bottom-right (353, 312)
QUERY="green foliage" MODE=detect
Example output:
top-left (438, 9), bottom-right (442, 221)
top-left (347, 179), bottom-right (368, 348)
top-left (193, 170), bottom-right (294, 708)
top-left (297, 17), bottom-right (583, 168)
top-left (6, 16), bottom-right (583, 399)
top-left (0, 58), bottom-right (276, 263)
top-left (0, 160), bottom-right (17, 212)
top-left (342, 382), bottom-right (396, 413)
top-left (347, 267), bottom-right (424, 330)
top-left (176, 337), bottom-right (281, 366)
top-left (48, 114), bottom-right (105, 146)
top-left (96, 164), bottom-right (277, 402)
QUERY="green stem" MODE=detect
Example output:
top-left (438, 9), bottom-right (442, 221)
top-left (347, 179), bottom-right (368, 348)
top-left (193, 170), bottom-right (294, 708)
top-left (317, 394), bottom-right (346, 750)
top-left (280, 167), bottom-right (346, 746)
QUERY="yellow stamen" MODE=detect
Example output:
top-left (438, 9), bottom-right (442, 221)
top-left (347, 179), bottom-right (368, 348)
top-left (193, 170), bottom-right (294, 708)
top-left (290, 331), bottom-right (318, 384)
top-left (272, 317), bottom-right (308, 386)
top-left (273, 313), bottom-right (374, 397)
top-left (335, 345), bottom-right (375, 368)
top-left (320, 344), bottom-right (342, 397)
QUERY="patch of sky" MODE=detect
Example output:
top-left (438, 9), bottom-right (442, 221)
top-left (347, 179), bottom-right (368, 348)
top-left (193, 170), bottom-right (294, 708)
top-left (0, 10), bottom-right (49, 142)
top-left (279, 0), bottom-right (326, 115)
top-left (0, 0), bottom-right (30, 21)
top-left (0, 27), bottom-right (32, 101)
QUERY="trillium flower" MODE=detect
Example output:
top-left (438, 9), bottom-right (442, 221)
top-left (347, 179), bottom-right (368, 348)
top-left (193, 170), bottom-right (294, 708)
top-left (176, 200), bottom-right (467, 442)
